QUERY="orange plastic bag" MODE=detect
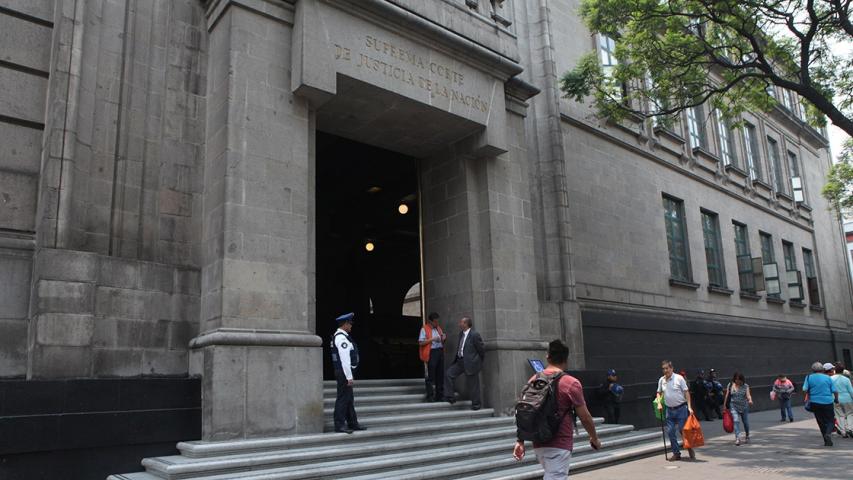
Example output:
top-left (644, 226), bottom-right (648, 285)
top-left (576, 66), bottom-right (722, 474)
top-left (682, 414), bottom-right (705, 449)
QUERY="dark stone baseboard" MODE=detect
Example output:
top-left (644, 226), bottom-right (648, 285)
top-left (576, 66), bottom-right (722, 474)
top-left (0, 377), bottom-right (200, 479)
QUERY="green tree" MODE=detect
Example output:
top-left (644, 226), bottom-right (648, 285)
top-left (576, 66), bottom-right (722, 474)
top-left (561, 0), bottom-right (853, 138)
top-left (822, 138), bottom-right (853, 212)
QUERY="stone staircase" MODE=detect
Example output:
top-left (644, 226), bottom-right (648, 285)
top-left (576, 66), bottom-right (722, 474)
top-left (109, 378), bottom-right (662, 480)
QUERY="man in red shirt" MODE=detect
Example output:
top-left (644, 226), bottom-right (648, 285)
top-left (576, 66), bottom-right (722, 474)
top-left (513, 340), bottom-right (601, 478)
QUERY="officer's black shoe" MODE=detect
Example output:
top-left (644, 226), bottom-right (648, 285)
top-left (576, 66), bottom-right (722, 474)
top-left (335, 428), bottom-right (354, 434)
top-left (350, 425), bottom-right (367, 431)
top-left (444, 398), bottom-right (456, 404)
top-left (471, 405), bottom-right (481, 411)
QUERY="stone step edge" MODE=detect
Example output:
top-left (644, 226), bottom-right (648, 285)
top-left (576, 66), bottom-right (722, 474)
top-left (322, 386), bottom-right (426, 397)
top-left (456, 439), bottom-right (663, 480)
top-left (321, 400), bottom-right (472, 415)
top-left (144, 424), bottom-right (638, 478)
top-left (178, 416), bottom-right (515, 458)
top-left (321, 378), bottom-right (423, 387)
top-left (322, 393), bottom-right (426, 405)
top-left (177, 431), bottom-right (657, 480)
top-left (143, 426), bottom-right (519, 478)
top-left (321, 407), bottom-right (495, 430)
top-left (334, 432), bottom-right (661, 480)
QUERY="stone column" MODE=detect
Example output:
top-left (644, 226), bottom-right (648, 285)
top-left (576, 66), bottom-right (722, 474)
top-left (196, 0), bottom-right (322, 441)
top-left (422, 82), bottom-right (544, 416)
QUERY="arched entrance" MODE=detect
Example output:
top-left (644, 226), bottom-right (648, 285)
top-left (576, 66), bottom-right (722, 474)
top-left (315, 132), bottom-right (423, 380)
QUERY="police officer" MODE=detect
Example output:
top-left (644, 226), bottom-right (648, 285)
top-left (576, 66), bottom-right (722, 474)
top-left (331, 312), bottom-right (366, 434)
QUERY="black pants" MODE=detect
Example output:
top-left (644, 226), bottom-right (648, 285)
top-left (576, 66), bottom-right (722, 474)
top-left (334, 370), bottom-right (359, 430)
top-left (425, 348), bottom-right (444, 401)
top-left (811, 402), bottom-right (835, 436)
top-left (603, 402), bottom-right (620, 424)
top-left (444, 357), bottom-right (481, 407)
top-left (696, 400), bottom-right (713, 420)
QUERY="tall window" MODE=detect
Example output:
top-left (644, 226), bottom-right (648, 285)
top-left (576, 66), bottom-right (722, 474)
top-left (802, 248), bottom-right (821, 305)
top-left (788, 151), bottom-right (804, 202)
top-left (780, 88), bottom-right (793, 110)
top-left (702, 210), bottom-right (726, 287)
top-left (782, 241), bottom-right (796, 271)
top-left (767, 137), bottom-right (786, 193)
top-left (783, 241), bottom-right (803, 301)
top-left (733, 222), bottom-right (755, 292)
top-left (663, 195), bottom-right (691, 282)
top-left (760, 232), bottom-right (781, 297)
top-left (743, 123), bottom-right (762, 181)
top-left (687, 105), bottom-right (707, 149)
top-left (715, 110), bottom-right (737, 167)
top-left (599, 34), bottom-right (625, 100)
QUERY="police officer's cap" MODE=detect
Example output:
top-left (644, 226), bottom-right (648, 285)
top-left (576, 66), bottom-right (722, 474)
top-left (336, 312), bottom-right (355, 324)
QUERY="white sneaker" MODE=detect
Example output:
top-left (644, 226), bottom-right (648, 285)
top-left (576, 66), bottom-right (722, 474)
top-left (735, 438), bottom-right (740, 446)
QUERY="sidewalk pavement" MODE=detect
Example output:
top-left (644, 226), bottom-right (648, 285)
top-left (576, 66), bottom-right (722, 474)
top-left (573, 406), bottom-right (853, 480)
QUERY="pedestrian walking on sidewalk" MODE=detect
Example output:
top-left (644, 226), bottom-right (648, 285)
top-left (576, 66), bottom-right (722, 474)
top-left (443, 316), bottom-right (485, 410)
top-left (706, 369), bottom-right (724, 419)
top-left (330, 312), bottom-right (367, 434)
top-left (512, 340), bottom-right (601, 479)
top-left (723, 372), bottom-right (753, 445)
top-left (595, 369), bottom-right (623, 424)
top-left (690, 369), bottom-right (713, 421)
top-left (803, 361), bottom-right (839, 446)
top-left (656, 360), bottom-right (695, 461)
top-left (418, 312), bottom-right (446, 402)
top-left (772, 374), bottom-right (795, 422)
top-left (831, 362), bottom-right (853, 438)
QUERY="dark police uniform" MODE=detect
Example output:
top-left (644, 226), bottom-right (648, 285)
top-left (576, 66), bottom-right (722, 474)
top-left (331, 312), bottom-right (362, 433)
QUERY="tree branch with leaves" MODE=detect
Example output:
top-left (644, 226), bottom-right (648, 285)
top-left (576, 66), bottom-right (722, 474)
top-left (561, 0), bottom-right (853, 137)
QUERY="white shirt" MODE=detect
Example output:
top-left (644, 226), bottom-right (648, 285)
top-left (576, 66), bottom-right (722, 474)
top-left (334, 328), bottom-right (354, 381)
top-left (657, 373), bottom-right (689, 408)
top-left (458, 328), bottom-right (470, 357)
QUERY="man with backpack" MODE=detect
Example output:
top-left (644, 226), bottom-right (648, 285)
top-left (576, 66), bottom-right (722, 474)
top-left (512, 340), bottom-right (601, 479)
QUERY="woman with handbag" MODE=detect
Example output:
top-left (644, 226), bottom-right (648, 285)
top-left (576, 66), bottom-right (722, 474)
top-left (723, 372), bottom-right (753, 445)
top-left (803, 362), bottom-right (839, 446)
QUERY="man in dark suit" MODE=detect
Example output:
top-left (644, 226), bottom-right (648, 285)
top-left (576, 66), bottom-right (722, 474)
top-left (443, 316), bottom-right (486, 410)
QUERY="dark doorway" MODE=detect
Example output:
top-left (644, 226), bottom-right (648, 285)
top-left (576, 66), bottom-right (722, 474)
top-left (316, 132), bottom-right (423, 380)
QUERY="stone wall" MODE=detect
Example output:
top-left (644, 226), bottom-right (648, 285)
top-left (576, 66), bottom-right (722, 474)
top-left (28, 248), bottom-right (199, 378)
top-left (0, 0), bottom-right (54, 378)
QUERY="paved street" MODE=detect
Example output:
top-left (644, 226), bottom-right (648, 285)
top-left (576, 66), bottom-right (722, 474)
top-left (574, 406), bottom-right (853, 479)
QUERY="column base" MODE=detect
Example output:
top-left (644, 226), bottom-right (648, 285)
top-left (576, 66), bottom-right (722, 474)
top-left (193, 329), bottom-right (324, 441)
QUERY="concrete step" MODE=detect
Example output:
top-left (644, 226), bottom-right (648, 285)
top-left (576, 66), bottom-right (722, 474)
top-left (177, 416), bottom-right (516, 458)
top-left (340, 431), bottom-right (662, 480)
top-left (456, 438), bottom-right (663, 480)
top-left (321, 378), bottom-right (423, 388)
top-left (141, 424), bottom-right (638, 480)
top-left (174, 430), bottom-right (658, 480)
top-left (322, 399), bottom-right (471, 417)
top-left (322, 404), bottom-right (491, 431)
top-left (322, 393), bottom-right (426, 406)
top-left (322, 384), bottom-right (425, 397)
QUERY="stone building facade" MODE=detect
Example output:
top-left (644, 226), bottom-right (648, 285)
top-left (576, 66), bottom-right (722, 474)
top-left (1, 0), bottom-right (851, 477)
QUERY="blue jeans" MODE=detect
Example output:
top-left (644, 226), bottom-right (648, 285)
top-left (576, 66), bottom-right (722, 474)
top-left (779, 397), bottom-right (793, 420)
top-left (665, 404), bottom-right (689, 455)
top-left (731, 408), bottom-right (750, 439)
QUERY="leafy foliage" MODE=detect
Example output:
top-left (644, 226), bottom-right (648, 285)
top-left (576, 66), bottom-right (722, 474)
top-left (561, 1), bottom-right (853, 137)
top-left (822, 138), bottom-right (853, 213)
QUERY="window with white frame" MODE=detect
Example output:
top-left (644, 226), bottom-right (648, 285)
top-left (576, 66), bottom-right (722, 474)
top-left (767, 137), bottom-right (786, 194)
top-left (787, 150), bottom-right (804, 202)
top-left (715, 110), bottom-right (737, 167)
top-left (743, 122), bottom-right (762, 181)
top-left (687, 105), bottom-right (707, 149)
top-left (598, 34), bottom-right (625, 100)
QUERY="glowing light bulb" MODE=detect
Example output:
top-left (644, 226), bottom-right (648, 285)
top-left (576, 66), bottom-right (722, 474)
top-left (365, 241), bottom-right (375, 252)
top-left (398, 203), bottom-right (409, 214)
